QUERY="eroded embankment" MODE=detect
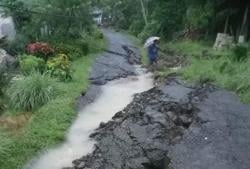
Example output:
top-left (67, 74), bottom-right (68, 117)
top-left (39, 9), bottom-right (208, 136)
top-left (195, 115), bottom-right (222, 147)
top-left (68, 77), bottom-right (211, 169)
top-left (69, 57), bottom-right (250, 169)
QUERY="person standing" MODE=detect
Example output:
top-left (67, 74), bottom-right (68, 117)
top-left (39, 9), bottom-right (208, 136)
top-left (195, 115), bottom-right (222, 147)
top-left (148, 39), bottom-right (160, 65)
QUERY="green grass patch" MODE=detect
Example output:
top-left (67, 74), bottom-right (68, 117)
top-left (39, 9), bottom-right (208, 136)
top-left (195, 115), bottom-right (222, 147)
top-left (0, 132), bottom-right (12, 164)
top-left (7, 72), bottom-right (58, 112)
top-left (167, 40), bottom-right (250, 103)
top-left (0, 46), bottom-right (105, 169)
top-left (166, 40), bottom-right (231, 58)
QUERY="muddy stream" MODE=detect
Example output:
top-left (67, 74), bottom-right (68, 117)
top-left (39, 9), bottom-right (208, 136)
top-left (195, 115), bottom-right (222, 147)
top-left (24, 68), bottom-right (153, 169)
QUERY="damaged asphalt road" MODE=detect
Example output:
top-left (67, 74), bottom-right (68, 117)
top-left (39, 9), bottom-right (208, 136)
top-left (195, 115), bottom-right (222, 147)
top-left (74, 30), bottom-right (250, 169)
top-left (89, 29), bottom-right (141, 86)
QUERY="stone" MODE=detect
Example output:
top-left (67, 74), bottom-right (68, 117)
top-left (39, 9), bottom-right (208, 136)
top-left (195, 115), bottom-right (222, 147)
top-left (167, 111), bottom-right (178, 122)
top-left (0, 48), bottom-right (16, 70)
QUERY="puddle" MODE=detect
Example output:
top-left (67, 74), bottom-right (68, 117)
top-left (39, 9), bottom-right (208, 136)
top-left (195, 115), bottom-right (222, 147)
top-left (24, 67), bottom-right (153, 169)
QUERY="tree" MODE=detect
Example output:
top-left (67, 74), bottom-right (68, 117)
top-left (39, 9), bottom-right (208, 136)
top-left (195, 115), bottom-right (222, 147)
top-left (0, 0), bottom-right (95, 54)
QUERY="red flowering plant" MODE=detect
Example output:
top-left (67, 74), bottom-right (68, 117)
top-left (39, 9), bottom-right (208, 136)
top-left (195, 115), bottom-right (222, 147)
top-left (27, 42), bottom-right (55, 61)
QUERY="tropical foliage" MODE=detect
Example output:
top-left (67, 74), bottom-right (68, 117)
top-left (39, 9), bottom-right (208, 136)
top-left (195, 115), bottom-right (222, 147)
top-left (96, 0), bottom-right (249, 41)
top-left (19, 54), bottom-right (46, 74)
top-left (46, 54), bottom-right (72, 81)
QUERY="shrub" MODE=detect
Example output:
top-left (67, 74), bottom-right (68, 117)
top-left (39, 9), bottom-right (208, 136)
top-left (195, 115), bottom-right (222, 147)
top-left (55, 44), bottom-right (83, 60)
top-left (232, 45), bottom-right (248, 62)
top-left (81, 42), bottom-right (89, 55)
top-left (129, 19), bottom-right (145, 36)
top-left (79, 32), bottom-right (91, 55)
top-left (7, 72), bottom-right (57, 112)
top-left (19, 55), bottom-right (46, 74)
top-left (46, 54), bottom-right (72, 81)
top-left (92, 29), bottom-right (104, 39)
top-left (27, 42), bottom-right (54, 60)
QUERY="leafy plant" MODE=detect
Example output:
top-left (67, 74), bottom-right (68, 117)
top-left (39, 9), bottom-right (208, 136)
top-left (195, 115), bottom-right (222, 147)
top-left (27, 42), bottom-right (54, 61)
top-left (46, 54), bottom-right (72, 81)
top-left (232, 45), bottom-right (248, 62)
top-left (7, 72), bottom-right (57, 112)
top-left (92, 29), bottom-right (104, 39)
top-left (55, 44), bottom-right (83, 60)
top-left (185, 2), bottom-right (214, 31)
top-left (19, 55), bottom-right (46, 74)
top-left (79, 32), bottom-right (90, 55)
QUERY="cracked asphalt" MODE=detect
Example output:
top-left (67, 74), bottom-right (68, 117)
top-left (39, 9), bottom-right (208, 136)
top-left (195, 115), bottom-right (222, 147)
top-left (75, 30), bottom-right (250, 169)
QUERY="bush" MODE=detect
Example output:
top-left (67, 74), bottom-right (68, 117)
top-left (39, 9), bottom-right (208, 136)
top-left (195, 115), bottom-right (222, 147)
top-left (92, 29), bottom-right (104, 39)
top-left (129, 19), bottom-right (145, 36)
top-left (79, 32), bottom-right (91, 55)
top-left (46, 54), bottom-right (72, 81)
top-left (232, 45), bottom-right (248, 62)
top-left (27, 42), bottom-right (54, 61)
top-left (55, 44), bottom-right (83, 60)
top-left (19, 55), bottom-right (46, 74)
top-left (7, 72), bottom-right (57, 112)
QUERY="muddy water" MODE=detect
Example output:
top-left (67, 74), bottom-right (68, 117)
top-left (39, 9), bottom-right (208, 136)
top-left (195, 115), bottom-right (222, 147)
top-left (24, 67), bottom-right (153, 169)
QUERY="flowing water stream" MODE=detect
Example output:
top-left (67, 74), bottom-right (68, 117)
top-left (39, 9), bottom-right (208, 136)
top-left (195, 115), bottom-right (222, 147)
top-left (25, 67), bottom-right (154, 169)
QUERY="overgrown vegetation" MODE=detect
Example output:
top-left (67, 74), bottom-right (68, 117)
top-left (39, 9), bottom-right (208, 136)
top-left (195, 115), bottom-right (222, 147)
top-left (0, 54), bottom-right (104, 169)
top-left (7, 72), bottom-right (57, 112)
top-left (0, 38), bottom-right (106, 169)
top-left (97, 0), bottom-right (249, 42)
top-left (0, 0), bottom-right (107, 168)
top-left (232, 45), bottom-right (248, 61)
top-left (19, 55), bottom-right (45, 74)
top-left (46, 54), bottom-right (72, 81)
top-left (165, 40), bottom-right (250, 103)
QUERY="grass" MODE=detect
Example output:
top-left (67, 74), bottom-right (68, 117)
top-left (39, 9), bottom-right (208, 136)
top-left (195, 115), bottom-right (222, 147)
top-left (0, 132), bottom-right (12, 164)
top-left (166, 40), bottom-right (231, 58)
top-left (122, 32), bottom-right (250, 103)
top-left (0, 38), bottom-right (106, 169)
top-left (166, 40), bottom-right (250, 103)
top-left (7, 72), bottom-right (57, 112)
